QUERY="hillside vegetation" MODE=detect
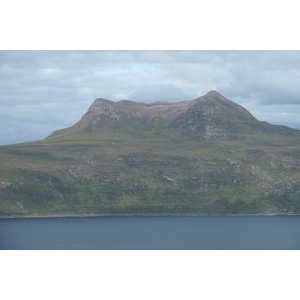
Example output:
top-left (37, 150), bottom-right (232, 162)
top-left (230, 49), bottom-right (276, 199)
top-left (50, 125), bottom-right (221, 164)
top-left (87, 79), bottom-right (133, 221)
top-left (1, 91), bottom-right (300, 216)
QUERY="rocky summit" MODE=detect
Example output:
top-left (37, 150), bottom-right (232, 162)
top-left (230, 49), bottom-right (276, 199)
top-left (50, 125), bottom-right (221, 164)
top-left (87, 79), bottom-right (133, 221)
top-left (1, 91), bottom-right (300, 216)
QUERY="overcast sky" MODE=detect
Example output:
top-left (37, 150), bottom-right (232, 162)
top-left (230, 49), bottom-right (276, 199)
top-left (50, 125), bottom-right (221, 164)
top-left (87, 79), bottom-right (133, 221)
top-left (1, 50), bottom-right (300, 145)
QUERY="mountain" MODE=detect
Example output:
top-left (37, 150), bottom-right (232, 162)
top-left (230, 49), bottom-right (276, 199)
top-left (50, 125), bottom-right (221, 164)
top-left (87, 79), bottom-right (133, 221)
top-left (1, 91), bottom-right (300, 216)
top-left (47, 90), bottom-right (298, 143)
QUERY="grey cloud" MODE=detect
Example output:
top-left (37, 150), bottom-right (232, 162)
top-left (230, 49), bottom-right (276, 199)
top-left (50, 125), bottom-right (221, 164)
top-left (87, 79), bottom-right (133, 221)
top-left (0, 98), bottom-right (92, 145)
top-left (243, 103), bottom-right (300, 130)
top-left (128, 84), bottom-right (193, 103)
top-left (215, 51), bottom-right (300, 106)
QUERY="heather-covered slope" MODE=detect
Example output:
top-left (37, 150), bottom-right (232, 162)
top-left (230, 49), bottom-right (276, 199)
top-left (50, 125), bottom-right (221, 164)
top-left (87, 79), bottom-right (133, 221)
top-left (1, 91), bottom-right (300, 216)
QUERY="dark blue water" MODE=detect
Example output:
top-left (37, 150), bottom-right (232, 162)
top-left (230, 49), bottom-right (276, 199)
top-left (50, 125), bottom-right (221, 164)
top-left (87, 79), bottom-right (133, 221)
top-left (1, 215), bottom-right (300, 250)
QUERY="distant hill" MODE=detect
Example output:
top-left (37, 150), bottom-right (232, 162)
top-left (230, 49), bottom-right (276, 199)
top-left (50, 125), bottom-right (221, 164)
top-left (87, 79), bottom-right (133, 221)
top-left (1, 91), bottom-right (300, 216)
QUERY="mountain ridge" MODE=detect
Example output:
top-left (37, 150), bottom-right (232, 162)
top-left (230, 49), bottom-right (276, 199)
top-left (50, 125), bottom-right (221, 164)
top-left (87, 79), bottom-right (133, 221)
top-left (47, 90), bottom-right (299, 144)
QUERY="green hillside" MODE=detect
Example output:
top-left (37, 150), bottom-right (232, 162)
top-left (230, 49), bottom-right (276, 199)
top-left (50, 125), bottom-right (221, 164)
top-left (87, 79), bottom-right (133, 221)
top-left (1, 91), bottom-right (300, 216)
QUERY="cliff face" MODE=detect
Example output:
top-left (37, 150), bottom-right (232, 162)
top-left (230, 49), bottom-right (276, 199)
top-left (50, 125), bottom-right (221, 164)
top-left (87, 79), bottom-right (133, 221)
top-left (1, 91), bottom-right (300, 216)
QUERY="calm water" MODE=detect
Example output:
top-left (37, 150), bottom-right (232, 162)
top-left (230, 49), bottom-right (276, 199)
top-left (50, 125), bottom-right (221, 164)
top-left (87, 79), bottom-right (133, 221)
top-left (1, 215), bottom-right (300, 250)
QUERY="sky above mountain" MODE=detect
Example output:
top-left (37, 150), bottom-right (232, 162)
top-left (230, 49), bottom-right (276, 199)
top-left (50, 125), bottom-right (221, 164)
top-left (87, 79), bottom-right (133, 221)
top-left (1, 50), bottom-right (300, 145)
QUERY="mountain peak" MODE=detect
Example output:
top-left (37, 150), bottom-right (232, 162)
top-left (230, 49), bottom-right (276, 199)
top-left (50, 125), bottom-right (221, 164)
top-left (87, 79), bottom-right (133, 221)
top-left (206, 90), bottom-right (220, 96)
top-left (199, 90), bottom-right (231, 101)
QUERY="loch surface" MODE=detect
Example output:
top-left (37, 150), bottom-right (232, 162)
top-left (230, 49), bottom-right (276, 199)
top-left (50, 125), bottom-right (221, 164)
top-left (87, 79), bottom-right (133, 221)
top-left (1, 215), bottom-right (300, 250)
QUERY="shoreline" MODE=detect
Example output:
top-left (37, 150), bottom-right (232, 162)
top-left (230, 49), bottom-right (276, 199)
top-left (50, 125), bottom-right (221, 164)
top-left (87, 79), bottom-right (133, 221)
top-left (1, 212), bottom-right (300, 219)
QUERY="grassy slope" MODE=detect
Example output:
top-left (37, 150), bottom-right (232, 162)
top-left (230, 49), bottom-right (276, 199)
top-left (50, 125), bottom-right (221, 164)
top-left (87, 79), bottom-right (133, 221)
top-left (1, 132), bottom-right (300, 216)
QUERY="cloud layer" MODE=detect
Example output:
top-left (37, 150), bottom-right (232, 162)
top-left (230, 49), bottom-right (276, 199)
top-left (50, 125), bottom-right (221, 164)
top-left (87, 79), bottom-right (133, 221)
top-left (1, 50), bottom-right (300, 145)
